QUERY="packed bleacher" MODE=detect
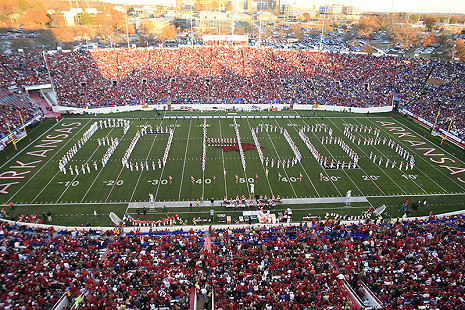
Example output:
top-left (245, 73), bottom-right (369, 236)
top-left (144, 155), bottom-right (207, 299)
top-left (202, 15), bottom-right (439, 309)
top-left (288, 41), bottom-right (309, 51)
top-left (1, 214), bottom-right (464, 309)
top-left (395, 58), bottom-right (465, 141)
top-left (44, 48), bottom-right (397, 108)
top-left (0, 52), bottom-right (50, 88)
top-left (1, 48), bottom-right (465, 142)
top-left (0, 87), bottom-right (40, 140)
top-left (0, 52), bottom-right (46, 141)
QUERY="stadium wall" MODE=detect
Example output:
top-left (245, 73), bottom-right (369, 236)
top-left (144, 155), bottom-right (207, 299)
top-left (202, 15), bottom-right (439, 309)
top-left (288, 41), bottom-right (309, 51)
top-left (2, 209), bottom-right (464, 231)
top-left (52, 103), bottom-right (393, 115)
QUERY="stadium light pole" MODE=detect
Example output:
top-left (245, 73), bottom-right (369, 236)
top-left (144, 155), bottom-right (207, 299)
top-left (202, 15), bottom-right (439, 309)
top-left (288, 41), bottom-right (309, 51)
top-left (125, 5), bottom-right (130, 48)
top-left (218, 1), bottom-right (221, 37)
top-left (191, 5), bottom-right (194, 44)
top-left (319, 5), bottom-right (326, 51)
top-left (388, 0), bottom-right (394, 51)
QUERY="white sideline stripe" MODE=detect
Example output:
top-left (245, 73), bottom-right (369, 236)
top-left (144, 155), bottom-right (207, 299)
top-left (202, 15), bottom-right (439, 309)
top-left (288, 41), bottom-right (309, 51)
top-left (10, 192), bottom-right (465, 207)
top-left (177, 118), bottom-right (192, 201)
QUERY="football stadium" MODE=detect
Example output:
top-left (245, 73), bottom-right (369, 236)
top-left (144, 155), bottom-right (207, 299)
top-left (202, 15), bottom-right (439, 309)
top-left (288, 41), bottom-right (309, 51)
top-left (1, 43), bottom-right (465, 309)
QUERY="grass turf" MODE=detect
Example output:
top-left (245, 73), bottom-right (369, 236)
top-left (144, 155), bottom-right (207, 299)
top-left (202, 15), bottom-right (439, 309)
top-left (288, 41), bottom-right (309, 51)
top-left (1, 110), bottom-right (464, 227)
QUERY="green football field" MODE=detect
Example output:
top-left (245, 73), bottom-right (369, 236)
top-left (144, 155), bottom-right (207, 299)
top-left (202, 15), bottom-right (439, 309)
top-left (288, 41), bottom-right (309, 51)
top-left (1, 110), bottom-right (465, 227)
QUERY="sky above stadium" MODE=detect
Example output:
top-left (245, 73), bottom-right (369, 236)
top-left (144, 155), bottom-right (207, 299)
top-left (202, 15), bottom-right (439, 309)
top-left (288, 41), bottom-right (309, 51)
top-left (110, 0), bottom-right (465, 14)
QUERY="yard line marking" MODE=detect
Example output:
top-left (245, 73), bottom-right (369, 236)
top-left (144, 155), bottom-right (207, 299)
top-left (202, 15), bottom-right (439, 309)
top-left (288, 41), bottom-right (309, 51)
top-left (130, 120), bottom-right (158, 201)
top-left (154, 118), bottom-right (178, 201)
top-left (312, 118), bottom-right (365, 196)
top-left (246, 118), bottom-right (274, 196)
top-left (367, 117), bottom-right (462, 192)
top-left (218, 117), bottom-right (228, 198)
top-left (354, 120), bottom-right (426, 194)
top-left (105, 166), bottom-right (124, 203)
top-left (295, 112), bottom-right (343, 196)
top-left (281, 117), bottom-right (319, 197)
top-left (56, 124), bottom-right (118, 203)
top-left (9, 119), bottom-right (91, 203)
top-left (82, 120), bottom-right (135, 203)
top-left (260, 119), bottom-right (297, 197)
top-left (94, 121), bottom-right (136, 202)
top-left (0, 119), bottom-right (64, 171)
top-left (236, 120), bottom-right (251, 198)
top-left (177, 118), bottom-right (192, 201)
top-left (202, 170), bottom-right (205, 200)
top-left (358, 165), bottom-right (386, 196)
top-left (323, 117), bottom-right (396, 196)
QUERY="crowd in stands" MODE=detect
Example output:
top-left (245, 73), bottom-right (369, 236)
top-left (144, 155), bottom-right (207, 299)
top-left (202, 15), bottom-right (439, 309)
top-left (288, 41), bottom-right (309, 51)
top-left (1, 214), bottom-right (464, 309)
top-left (0, 87), bottom-right (40, 140)
top-left (0, 53), bottom-right (50, 88)
top-left (0, 52), bottom-right (46, 140)
top-left (45, 48), bottom-right (396, 108)
top-left (395, 58), bottom-right (465, 141)
top-left (0, 47), bottom-right (465, 141)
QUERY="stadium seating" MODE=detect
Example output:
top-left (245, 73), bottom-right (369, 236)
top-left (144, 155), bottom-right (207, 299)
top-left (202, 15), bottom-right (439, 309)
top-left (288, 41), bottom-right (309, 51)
top-left (44, 48), bottom-right (397, 108)
top-left (395, 58), bottom-right (465, 141)
top-left (0, 52), bottom-right (50, 87)
top-left (0, 215), bottom-right (464, 309)
top-left (0, 48), bottom-right (464, 141)
top-left (0, 87), bottom-right (40, 139)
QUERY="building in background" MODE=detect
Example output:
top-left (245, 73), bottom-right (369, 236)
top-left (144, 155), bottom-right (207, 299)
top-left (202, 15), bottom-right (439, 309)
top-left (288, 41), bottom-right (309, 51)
top-left (231, 0), bottom-right (245, 12)
top-left (247, 0), bottom-right (254, 13)
top-left (255, 11), bottom-right (278, 21)
top-left (61, 8), bottom-right (98, 26)
top-left (194, 11), bottom-right (234, 33)
top-left (280, 4), bottom-right (316, 19)
top-left (319, 4), bottom-right (361, 19)
top-left (138, 17), bottom-right (172, 33)
top-left (319, 4), bottom-right (343, 15)
top-left (255, 0), bottom-right (280, 11)
top-left (342, 5), bottom-right (362, 20)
